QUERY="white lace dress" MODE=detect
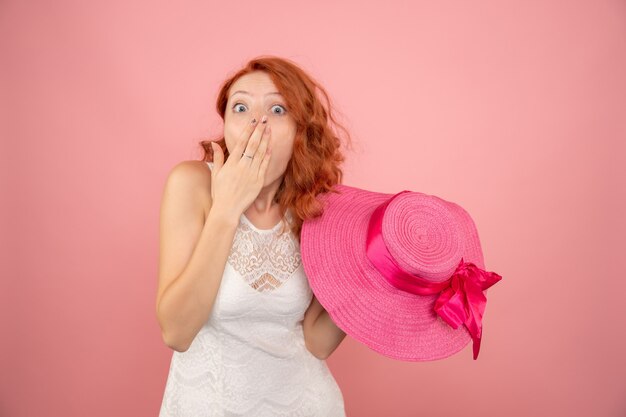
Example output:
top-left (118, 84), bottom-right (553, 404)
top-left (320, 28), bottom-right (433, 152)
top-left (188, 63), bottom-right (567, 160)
top-left (158, 161), bottom-right (346, 417)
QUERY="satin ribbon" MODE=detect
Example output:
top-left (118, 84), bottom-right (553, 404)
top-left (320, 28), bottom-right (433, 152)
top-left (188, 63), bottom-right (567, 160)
top-left (365, 191), bottom-right (503, 360)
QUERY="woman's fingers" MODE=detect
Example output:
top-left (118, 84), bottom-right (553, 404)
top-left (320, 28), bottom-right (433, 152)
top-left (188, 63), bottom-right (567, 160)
top-left (240, 115), bottom-right (268, 165)
top-left (233, 118), bottom-right (256, 162)
top-left (257, 142), bottom-right (272, 181)
top-left (211, 142), bottom-right (223, 172)
top-left (251, 125), bottom-right (270, 171)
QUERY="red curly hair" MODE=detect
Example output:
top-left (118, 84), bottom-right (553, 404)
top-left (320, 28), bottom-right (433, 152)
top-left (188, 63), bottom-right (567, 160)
top-left (198, 55), bottom-right (355, 241)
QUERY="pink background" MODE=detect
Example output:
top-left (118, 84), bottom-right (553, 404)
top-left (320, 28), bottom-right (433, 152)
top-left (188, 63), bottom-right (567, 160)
top-left (2, 0), bottom-right (625, 416)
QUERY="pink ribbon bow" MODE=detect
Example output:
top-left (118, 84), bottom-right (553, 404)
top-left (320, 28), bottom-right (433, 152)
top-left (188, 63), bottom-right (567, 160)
top-left (365, 191), bottom-right (503, 360)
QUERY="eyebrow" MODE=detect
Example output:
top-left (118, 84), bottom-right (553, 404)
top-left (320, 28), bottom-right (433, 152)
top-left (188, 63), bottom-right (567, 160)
top-left (229, 90), bottom-right (283, 99)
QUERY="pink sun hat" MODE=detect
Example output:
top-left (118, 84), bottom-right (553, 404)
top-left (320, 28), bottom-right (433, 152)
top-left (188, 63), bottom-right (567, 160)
top-left (300, 183), bottom-right (503, 361)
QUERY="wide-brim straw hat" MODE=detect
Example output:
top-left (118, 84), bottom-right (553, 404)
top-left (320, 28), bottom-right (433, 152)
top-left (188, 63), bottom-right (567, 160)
top-left (300, 184), bottom-right (502, 361)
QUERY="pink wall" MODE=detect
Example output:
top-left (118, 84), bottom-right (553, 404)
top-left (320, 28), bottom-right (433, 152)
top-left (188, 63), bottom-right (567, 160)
top-left (2, 0), bottom-right (625, 416)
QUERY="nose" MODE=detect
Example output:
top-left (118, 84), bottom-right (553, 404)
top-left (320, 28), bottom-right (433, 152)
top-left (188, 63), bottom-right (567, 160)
top-left (253, 114), bottom-right (270, 125)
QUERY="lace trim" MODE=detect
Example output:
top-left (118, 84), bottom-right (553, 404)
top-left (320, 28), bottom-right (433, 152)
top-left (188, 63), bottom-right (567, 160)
top-left (228, 213), bottom-right (301, 293)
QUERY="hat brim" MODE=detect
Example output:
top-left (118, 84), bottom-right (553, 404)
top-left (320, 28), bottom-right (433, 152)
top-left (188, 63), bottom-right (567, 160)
top-left (301, 184), bottom-right (478, 361)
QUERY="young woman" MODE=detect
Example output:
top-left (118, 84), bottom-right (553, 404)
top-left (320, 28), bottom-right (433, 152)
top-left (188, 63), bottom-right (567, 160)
top-left (156, 55), bottom-right (354, 416)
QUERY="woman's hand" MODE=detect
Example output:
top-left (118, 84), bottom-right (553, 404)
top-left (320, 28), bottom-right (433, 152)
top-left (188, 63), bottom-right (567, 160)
top-left (210, 115), bottom-right (272, 215)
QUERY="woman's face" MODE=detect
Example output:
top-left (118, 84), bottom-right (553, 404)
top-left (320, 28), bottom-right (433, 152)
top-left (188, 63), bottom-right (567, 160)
top-left (224, 71), bottom-right (297, 184)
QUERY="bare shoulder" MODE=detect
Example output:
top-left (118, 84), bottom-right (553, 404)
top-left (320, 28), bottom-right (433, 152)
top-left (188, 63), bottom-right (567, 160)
top-left (164, 160), bottom-right (212, 218)
top-left (165, 160), bottom-right (211, 193)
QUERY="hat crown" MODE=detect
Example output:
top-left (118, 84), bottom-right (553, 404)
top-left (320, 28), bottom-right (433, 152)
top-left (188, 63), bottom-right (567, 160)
top-left (381, 192), bottom-right (464, 283)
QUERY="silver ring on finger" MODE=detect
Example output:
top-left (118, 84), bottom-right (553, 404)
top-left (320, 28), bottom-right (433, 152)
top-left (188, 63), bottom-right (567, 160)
top-left (242, 153), bottom-right (254, 159)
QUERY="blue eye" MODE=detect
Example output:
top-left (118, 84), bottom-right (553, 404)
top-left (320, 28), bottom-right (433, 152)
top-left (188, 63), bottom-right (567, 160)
top-left (271, 104), bottom-right (287, 115)
top-left (233, 103), bottom-right (247, 113)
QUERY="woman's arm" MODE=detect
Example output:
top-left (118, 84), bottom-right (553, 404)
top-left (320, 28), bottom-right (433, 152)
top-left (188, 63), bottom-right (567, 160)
top-left (303, 294), bottom-right (347, 360)
top-left (156, 161), bottom-right (240, 352)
